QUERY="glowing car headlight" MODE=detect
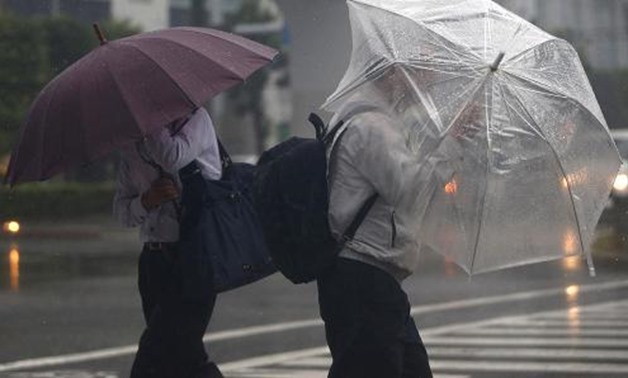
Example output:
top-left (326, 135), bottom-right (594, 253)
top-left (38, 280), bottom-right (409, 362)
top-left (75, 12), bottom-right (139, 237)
top-left (614, 173), bottom-right (628, 192)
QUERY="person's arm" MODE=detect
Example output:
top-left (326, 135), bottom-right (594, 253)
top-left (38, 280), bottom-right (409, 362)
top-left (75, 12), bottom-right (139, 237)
top-left (113, 157), bottom-right (149, 228)
top-left (145, 108), bottom-right (218, 172)
top-left (113, 157), bottom-right (180, 227)
top-left (347, 113), bottom-right (465, 207)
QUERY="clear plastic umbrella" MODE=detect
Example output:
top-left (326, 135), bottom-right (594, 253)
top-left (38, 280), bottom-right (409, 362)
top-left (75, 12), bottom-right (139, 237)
top-left (323, 0), bottom-right (621, 275)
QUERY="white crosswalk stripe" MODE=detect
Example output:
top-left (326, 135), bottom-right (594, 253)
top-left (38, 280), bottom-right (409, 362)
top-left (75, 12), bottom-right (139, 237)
top-left (224, 300), bottom-right (628, 377)
top-left (5, 301), bottom-right (626, 378)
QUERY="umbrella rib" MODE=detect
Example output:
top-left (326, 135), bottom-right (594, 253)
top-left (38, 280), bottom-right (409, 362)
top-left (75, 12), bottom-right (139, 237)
top-left (121, 38), bottom-right (258, 82)
top-left (503, 37), bottom-right (564, 68)
top-left (350, 1), bottom-right (483, 63)
top-left (468, 80), bottom-right (493, 275)
top-left (30, 78), bottom-right (66, 182)
top-left (100, 57), bottom-right (144, 134)
top-left (503, 82), bottom-right (589, 264)
top-left (119, 43), bottom-right (198, 109)
top-left (8, 54), bottom-right (93, 184)
top-left (441, 76), bottom-right (489, 136)
top-left (163, 27), bottom-right (278, 59)
top-left (120, 33), bottom-right (278, 80)
top-left (501, 69), bottom-right (612, 143)
top-left (468, 169), bottom-right (487, 275)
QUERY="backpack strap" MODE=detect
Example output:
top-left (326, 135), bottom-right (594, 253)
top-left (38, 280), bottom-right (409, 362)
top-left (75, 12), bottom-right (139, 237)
top-left (328, 104), bottom-right (385, 244)
top-left (332, 120), bottom-right (377, 243)
top-left (308, 113), bottom-right (328, 140)
top-left (339, 193), bottom-right (378, 243)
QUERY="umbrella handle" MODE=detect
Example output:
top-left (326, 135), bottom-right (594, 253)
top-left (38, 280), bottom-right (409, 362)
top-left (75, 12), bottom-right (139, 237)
top-left (93, 23), bottom-right (108, 46)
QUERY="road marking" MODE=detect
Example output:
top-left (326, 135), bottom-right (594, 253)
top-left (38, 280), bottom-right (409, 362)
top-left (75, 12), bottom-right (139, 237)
top-left (226, 369), bottom-right (468, 378)
top-left (1, 279), bottom-right (628, 372)
top-left (221, 347), bottom-right (329, 372)
top-left (202, 319), bottom-right (323, 343)
top-left (281, 357), bottom-right (331, 367)
top-left (455, 327), bottom-right (628, 336)
top-left (427, 347), bottom-right (628, 360)
top-left (6, 372), bottom-right (118, 378)
top-left (428, 360), bottom-right (628, 374)
top-left (506, 319), bottom-right (628, 327)
top-left (408, 279), bottom-right (628, 315)
top-left (223, 299), bottom-right (628, 377)
top-left (424, 336), bottom-right (628, 347)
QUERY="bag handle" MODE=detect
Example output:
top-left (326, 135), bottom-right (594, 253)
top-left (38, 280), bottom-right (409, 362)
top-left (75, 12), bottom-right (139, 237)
top-left (216, 138), bottom-right (232, 170)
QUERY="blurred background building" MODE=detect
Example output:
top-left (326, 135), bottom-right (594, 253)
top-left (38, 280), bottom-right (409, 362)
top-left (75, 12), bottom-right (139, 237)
top-left (2, 0), bottom-right (628, 176)
top-left (496, 0), bottom-right (628, 131)
top-left (3, 0), bottom-right (628, 221)
top-left (0, 0), bottom-right (291, 164)
top-left (497, 0), bottom-right (628, 70)
top-left (0, 0), bottom-right (169, 31)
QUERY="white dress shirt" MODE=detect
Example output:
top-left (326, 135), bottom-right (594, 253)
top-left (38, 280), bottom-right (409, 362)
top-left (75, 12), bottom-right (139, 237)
top-left (113, 108), bottom-right (222, 243)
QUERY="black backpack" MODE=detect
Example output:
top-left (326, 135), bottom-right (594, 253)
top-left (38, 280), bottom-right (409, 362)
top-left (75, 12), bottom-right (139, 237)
top-left (253, 112), bottom-right (377, 284)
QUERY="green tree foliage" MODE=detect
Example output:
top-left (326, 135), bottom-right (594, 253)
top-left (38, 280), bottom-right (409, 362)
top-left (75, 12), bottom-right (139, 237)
top-left (0, 12), bottom-right (49, 153)
top-left (0, 12), bottom-right (139, 157)
top-left (40, 16), bottom-right (92, 77)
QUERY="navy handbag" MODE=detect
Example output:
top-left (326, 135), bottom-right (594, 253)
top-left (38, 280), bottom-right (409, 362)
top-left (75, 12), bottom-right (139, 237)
top-left (177, 142), bottom-right (276, 299)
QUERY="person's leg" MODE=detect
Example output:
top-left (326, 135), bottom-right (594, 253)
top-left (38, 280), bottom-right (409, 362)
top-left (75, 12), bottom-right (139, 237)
top-left (137, 246), bottom-right (171, 323)
top-left (318, 258), bottom-right (408, 378)
top-left (131, 246), bottom-right (220, 378)
top-left (168, 292), bottom-right (219, 377)
top-left (317, 259), bottom-right (361, 377)
top-left (401, 318), bottom-right (433, 378)
top-left (131, 246), bottom-right (174, 377)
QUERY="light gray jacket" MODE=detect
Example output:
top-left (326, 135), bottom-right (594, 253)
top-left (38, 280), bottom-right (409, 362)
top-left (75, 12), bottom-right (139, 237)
top-left (327, 109), bottom-right (463, 281)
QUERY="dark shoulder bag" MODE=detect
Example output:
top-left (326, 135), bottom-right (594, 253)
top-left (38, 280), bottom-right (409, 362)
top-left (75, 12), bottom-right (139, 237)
top-left (177, 140), bottom-right (275, 299)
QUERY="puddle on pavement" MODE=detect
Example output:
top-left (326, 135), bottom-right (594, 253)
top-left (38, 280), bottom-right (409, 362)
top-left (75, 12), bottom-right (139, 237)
top-left (0, 240), bottom-right (138, 292)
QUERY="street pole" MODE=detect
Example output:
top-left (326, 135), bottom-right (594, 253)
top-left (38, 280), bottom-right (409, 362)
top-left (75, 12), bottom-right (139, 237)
top-left (51, 0), bottom-right (60, 17)
top-left (210, 0), bottom-right (223, 26)
top-left (209, 0), bottom-right (226, 129)
top-left (190, 0), bottom-right (208, 27)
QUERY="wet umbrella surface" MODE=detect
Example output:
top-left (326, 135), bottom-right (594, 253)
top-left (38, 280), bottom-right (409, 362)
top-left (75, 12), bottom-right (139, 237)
top-left (6, 26), bottom-right (278, 186)
top-left (323, 0), bottom-right (621, 275)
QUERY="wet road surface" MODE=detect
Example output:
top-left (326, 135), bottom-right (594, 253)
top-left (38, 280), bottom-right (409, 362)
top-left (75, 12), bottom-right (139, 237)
top-left (1, 221), bottom-right (627, 377)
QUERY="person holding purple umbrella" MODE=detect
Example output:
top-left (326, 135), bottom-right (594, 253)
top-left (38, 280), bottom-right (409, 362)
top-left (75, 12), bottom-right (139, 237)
top-left (114, 107), bottom-right (224, 378)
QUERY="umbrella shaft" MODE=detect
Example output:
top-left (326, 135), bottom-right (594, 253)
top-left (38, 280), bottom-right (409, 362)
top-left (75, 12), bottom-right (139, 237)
top-left (490, 52), bottom-right (505, 72)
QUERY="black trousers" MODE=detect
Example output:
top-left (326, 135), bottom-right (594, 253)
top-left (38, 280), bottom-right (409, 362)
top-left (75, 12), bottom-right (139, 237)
top-left (130, 244), bottom-right (220, 378)
top-left (317, 258), bottom-right (433, 378)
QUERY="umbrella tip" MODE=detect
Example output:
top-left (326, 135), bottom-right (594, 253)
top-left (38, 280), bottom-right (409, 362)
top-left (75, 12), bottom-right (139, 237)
top-left (93, 23), bottom-right (108, 46)
top-left (490, 52), bottom-right (505, 72)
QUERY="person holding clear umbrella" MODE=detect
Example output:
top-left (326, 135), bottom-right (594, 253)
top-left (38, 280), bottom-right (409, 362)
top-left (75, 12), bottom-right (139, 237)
top-left (114, 107), bottom-right (224, 378)
top-left (320, 65), bottom-right (479, 378)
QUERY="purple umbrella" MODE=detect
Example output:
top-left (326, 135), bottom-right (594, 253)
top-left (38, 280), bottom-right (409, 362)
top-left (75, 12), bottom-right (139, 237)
top-left (6, 25), bottom-right (278, 185)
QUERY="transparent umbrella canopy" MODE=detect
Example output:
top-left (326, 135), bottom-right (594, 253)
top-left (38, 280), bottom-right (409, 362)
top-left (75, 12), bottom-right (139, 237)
top-left (323, 0), bottom-right (621, 275)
